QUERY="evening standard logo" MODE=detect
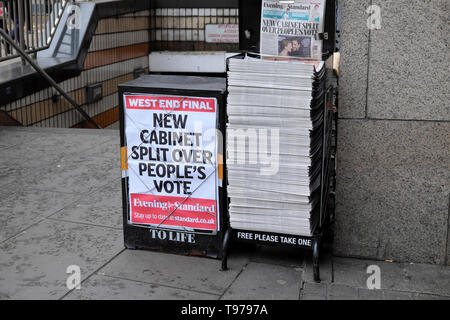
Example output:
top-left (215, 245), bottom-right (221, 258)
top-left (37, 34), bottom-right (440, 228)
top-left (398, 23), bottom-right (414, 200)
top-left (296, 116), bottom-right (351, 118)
top-left (130, 194), bottom-right (217, 230)
top-left (173, 216), bottom-right (215, 224)
top-left (125, 96), bottom-right (215, 112)
top-left (134, 212), bottom-right (214, 225)
top-left (133, 197), bottom-right (216, 213)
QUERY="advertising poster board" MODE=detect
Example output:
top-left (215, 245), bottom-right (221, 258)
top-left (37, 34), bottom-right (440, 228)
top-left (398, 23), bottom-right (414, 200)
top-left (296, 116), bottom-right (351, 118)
top-left (205, 24), bottom-right (239, 43)
top-left (119, 75), bottom-right (227, 258)
top-left (123, 94), bottom-right (220, 233)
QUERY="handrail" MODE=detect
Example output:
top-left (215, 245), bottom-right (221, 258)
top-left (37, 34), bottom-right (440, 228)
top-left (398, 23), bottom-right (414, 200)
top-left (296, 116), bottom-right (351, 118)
top-left (0, 0), bottom-right (69, 62)
top-left (0, 27), bottom-right (101, 129)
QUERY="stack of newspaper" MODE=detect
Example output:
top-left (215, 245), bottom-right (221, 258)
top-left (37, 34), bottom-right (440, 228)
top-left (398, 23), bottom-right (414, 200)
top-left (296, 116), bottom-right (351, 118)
top-left (226, 57), bottom-right (325, 236)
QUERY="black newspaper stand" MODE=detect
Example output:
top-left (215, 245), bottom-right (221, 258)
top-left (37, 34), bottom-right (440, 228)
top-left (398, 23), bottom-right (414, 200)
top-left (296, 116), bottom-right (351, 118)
top-left (118, 75), bottom-right (227, 259)
top-left (220, 0), bottom-right (340, 283)
top-left (221, 59), bottom-right (337, 282)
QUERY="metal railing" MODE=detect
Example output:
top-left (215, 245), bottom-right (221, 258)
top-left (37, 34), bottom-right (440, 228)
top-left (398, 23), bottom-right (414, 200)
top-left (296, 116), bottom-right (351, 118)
top-left (0, 0), bottom-right (69, 62)
top-left (0, 22), bottom-right (101, 129)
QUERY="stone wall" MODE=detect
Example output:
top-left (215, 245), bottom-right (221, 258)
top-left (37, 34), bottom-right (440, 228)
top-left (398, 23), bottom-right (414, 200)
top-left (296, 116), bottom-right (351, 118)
top-left (335, 0), bottom-right (450, 264)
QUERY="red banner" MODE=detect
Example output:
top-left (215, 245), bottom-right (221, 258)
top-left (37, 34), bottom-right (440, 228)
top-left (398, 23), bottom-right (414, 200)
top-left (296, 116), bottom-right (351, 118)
top-left (130, 193), bottom-right (217, 230)
top-left (125, 96), bottom-right (216, 112)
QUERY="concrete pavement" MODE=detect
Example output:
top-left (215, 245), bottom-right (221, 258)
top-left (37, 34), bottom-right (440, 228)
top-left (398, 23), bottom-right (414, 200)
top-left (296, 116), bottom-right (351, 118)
top-left (1, 126), bottom-right (449, 300)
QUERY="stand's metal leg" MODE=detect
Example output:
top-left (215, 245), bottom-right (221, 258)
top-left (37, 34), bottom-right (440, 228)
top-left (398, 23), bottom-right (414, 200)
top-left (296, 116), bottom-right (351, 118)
top-left (313, 238), bottom-right (321, 283)
top-left (221, 228), bottom-right (231, 271)
top-left (124, 241), bottom-right (137, 250)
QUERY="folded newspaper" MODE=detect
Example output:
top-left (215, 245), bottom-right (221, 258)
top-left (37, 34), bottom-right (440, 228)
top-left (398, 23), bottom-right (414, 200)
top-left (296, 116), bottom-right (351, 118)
top-left (260, 0), bottom-right (326, 60)
top-left (226, 56), bottom-right (326, 236)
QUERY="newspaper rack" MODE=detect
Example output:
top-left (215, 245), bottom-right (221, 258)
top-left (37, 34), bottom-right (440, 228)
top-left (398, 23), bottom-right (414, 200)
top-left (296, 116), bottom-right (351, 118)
top-left (221, 53), bottom-right (337, 282)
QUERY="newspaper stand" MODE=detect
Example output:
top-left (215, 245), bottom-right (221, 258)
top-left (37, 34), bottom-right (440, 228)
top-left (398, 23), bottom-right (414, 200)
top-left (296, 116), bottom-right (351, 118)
top-left (220, 0), bottom-right (339, 283)
top-left (221, 53), bottom-right (337, 282)
top-left (119, 75), bottom-right (228, 259)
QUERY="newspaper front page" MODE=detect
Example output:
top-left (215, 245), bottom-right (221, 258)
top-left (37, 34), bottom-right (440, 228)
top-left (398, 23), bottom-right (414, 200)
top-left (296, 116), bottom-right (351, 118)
top-left (260, 0), bottom-right (326, 60)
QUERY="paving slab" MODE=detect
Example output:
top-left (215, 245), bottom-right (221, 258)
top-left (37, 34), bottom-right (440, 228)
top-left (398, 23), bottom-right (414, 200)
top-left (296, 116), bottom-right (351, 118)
top-left (330, 257), bottom-right (368, 288)
top-left (383, 290), bottom-right (413, 300)
top-left (1, 127), bottom-right (449, 300)
top-left (0, 189), bottom-right (81, 243)
top-left (413, 292), bottom-right (450, 300)
top-left (328, 284), bottom-right (358, 300)
top-left (64, 274), bottom-right (219, 300)
top-left (221, 262), bottom-right (302, 300)
top-left (332, 257), bottom-right (450, 297)
top-left (0, 129), bottom-right (116, 161)
top-left (0, 129), bottom-right (46, 149)
top-left (300, 282), bottom-right (327, 300)
top-left (249, 245), bottom-right (305, 268)
top-left (23, 154), bottom-right (120, 195)
top-left (0, 219), bottom-right (123, 299)
top-left (81, 136), bottom-right (121, 160)
top-left (357, 288), bottom-right (384, 300)
top-left (0, 144), bottom-right (10, 149)
top-left (99, 249), bottom-right (250, 296)
top-left (49, 179), bottom-right (123, 229)
top-left (0, 148), bottom-right (50, 192)
top-left (0, 129), bottom-right (119, 195)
